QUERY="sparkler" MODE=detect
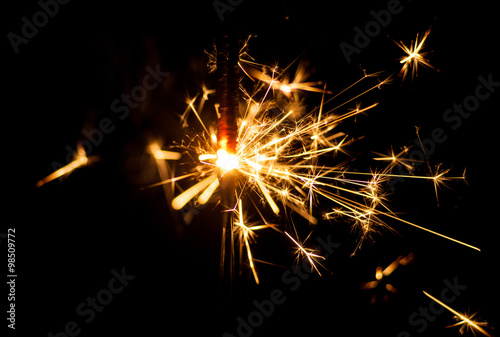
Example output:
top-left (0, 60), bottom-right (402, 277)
top-left (147, 33), bottom-right (481, 288)
top-left (423, 291), bottom-right (493, 337)
top-left (35, 29), bottom-right (481, 292)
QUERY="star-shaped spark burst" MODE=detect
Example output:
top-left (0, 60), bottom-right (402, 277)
top-left (285, 231), bottom-right (326, 276)
top-left (423, 291), bottom-right (493, 337)
top-left (393, 28), bottom-right (436, 81)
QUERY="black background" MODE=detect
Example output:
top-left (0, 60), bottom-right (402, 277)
top-left (3, 0), bottom-right (499, 336)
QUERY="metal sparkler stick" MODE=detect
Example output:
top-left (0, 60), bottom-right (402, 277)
top-left (216, 34), bottom-right (240, 294)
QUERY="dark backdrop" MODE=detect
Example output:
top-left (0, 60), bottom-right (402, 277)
top-left (3, 0), bottom-right (499, 336)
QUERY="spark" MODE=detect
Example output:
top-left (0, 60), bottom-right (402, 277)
top-left (373, 146), bottom-right (413, 172)
top-left (393, 28), bottom-right (436, 81)
top-left (36, 145), bottom-right (88, 188)
top-left (146, 36), bottom-right (479, 285)
top-left (171, 174), bottom-right (218, 210)
top-left (234, 199), bottom-right (278, 284)
top-left (285, 231), bottom-right (325, 276)
top-left (150, 143), bottom-right (182, 160)
top-left (361, 253), bottom-right (415, 303)
top-left (423, 291), bottom-right (493, 337)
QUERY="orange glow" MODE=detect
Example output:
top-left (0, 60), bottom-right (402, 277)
top-left (216, 149), bottom-right (239, 172)
top-left (36, 147), bottom-right (88, 188)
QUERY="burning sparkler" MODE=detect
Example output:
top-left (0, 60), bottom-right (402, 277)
top-left (35, 28), bottom-right (481, 292)
top-left (146, 34), bottom-right (480, 288)
top-left (361, 253), bottom-right (415, 303)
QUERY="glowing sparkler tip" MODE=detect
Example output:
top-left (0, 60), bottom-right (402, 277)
top-left (280, 84), bottom-right (292, 93)
top-left (216, 149), bottom-right (240, 171)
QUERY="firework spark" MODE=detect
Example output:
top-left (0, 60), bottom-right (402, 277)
top-left (393, 28), bottom-right (436, 81)
top-left (36, 144), bottom-right (89, 188)
top-left (423, 291), bottom-right (493, 337)
top-left (361, 253), bottom-right (415, 303)
top-left (285, 231), bottom-right (326, 276)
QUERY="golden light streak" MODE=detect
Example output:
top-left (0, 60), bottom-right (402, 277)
top-left (36, 146), bottom-right (88, 188)
top-left (383, 212), bottom-right (481, 252)
top-left (382, 257), bottom-right (401, 277)
top-left (235, 200), bottom-right (260, 284)
top-left (198, 177), bottom-right (220, 205)
top-left (171, 174), bottom-right (218, 210)
top-left (152, 149), bottom-right (182, 160)
top-left (199, 154), bottom-right (218, 161)
top-left (233, 199), bottom-right (279, 284)
top-left (423, 291), bottom-right (492, 337)
top-left (256, 179), bottom-right (280, 215)
top-left (285, 231), bottom-right (325, 276)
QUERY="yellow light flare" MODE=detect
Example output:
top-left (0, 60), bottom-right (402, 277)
top-left (36, 147), bottom-right (88, 188)
top-left (385, 283), bottom-right (397, 294)
top-left (153, 149), bottom-right (181, 160)
top-left (361, 280), bottom-right (379, 290)
top-left (149, 142), bottom-right (182, 160)
top-left (383, 212), bottom-right (481, 252)
top-left (393, 28), bottom-right (435, 81)
top-left (399, 252), bottom-right (415, 266)
top-left (279, 83), bottom-right (292, 93)
top-left (381, 259), bottom-right (398, 278)
top-left (361, 253), bottom-right (413, 302)
top-left (423, 291), bottom-right (492, 337)
top-left (211, 133), bottom-right (218, 145)
top-left (373, 147), bottom-right (413, 172)
top-left (199, 153), bottom-right (218, 161)
top-left (256, 179), bottom-right (280, 215)
top-left (285, 231), bottom-right (325, 276)
top-left (216, 149), bottom-right (240, 172)
top-left (197, 177), bottom-right (220, 205)
top-left (238, 59), bottom-right (330, 96)
top-left (171, 174), bottom-right (218, 210)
